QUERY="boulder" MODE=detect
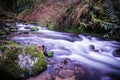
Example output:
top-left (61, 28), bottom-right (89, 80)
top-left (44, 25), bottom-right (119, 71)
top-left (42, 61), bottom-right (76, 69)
top-left (0, 41), bottom-right (47, 80)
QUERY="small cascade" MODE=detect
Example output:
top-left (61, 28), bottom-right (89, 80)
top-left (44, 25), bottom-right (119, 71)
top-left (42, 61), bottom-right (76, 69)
top-left (9, 23), bottom-right (120, 75)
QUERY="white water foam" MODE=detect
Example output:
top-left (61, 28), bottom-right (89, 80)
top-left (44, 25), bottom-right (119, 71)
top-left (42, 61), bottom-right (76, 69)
top-left (12, 23), bottom-right (120, 74)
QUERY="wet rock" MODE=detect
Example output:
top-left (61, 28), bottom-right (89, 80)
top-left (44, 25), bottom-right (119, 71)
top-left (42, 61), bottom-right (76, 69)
top-left (0, 35), bottom-right (6, 39)
top-left (89, 45), bottom-right (95, 51)
top-left (47, 51), bottom-right (54, 57)
top-left (24, 26), bottom-right (30, 29)
top-left (30, 27), bottom-right (39, 31)
top-left (74, 66), bottom-right (85, 74)
top-left (38, 45), bottom-right (54, 57)
top-left (89, 45), bottom-right (99, 52)
top-left (5, 28), bottom-right (10, 34)
top-left (23, 31), bottom-right (29, 34)
top-left (28, 71), bottom-right (51, 80)
top-left (94, 49), bottom-right (99, 52)
top-left (61, 59), bottom-right (68, 65)
top-left (10, 27), bottom-right (17, 32)
top-left (112, 49), bottom-right (120, 57)
top-left (58, 69), bottom-right (74, 78)
top-left (36, 45), bottom-right (44, 52)
top-left (55, 76), bottom-right (75, 80)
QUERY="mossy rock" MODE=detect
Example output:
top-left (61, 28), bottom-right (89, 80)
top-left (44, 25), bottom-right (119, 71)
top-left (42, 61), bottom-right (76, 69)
top-left (30, 27), bottom-right (39, 31)
top-left (0, 42), bottom-right (47, 80)
top-left (47, 51), bottom-right (54, 57)
top-left (25, 45), bottom-right (47, 75)
top-left (0, 30), bottom-right (7, 35)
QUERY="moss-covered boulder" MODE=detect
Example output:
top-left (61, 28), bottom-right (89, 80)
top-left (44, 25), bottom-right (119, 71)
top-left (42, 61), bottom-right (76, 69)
top-left (30, 27), bottom-right (39, 31)
top-left (0, 41), bottom-right (47, 80)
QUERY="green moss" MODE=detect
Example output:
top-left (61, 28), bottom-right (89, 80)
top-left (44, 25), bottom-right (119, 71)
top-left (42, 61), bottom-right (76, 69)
top-left (0, 42), bottom-right (47, 80)
top-left (0, 43), bottom-right (23, 80)
top-left (25, 45), bottom-right (38, 57)
top-left (47, 51), bottom-right (54, 57)
top-left (32, 52), bottom-right (47, 75)
top-left (30, 27), bottom-right (39, 31)
top-left (25, 45), bottom-right (47, 75)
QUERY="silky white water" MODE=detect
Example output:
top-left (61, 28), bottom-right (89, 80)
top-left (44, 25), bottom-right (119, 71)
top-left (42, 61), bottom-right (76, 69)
top-left (11, 23), bottom-right (120, 74)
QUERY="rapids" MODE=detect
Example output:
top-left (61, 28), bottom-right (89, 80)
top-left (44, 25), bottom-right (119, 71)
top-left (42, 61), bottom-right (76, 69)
top-left (10, 23), bottom-right (120, 75)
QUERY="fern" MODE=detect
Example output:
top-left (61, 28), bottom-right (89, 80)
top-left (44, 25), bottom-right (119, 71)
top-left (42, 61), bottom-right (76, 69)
top-left (102, 22), bottom-right (120, 31)
top-left (102, 22), bottom-right (120, 38)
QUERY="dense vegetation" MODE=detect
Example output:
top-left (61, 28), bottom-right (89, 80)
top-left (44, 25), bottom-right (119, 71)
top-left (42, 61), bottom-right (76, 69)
top-left (0, 0), bottom-right (120, 40)
top-left (0, 0), bottom-right (37, 20)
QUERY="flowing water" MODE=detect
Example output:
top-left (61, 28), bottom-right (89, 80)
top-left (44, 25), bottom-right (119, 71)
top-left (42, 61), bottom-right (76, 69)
top-left (9, 23), bottom-right (120, 76)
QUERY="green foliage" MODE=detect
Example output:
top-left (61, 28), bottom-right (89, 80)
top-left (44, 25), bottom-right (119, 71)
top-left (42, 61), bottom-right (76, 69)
top-left (102, 22), bottom-right (120, 31)
top-left (78, 22), bottom-right (87, 33)
top-left (89, 11), bottom-right (96, 22)
top-left (48, 23), bottom-right (55, 30)
top-left (102, 22), bottom-right (120, 39)
top-left (104, 0), bottom-right (118, 22)
top-left (22, 68), bottom-right (29, 77)
top-left (0, 44), bottom-right (23, 79)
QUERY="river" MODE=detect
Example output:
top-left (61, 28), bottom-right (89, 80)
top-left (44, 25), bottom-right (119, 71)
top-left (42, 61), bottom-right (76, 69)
top-left (7, 22), bottom-right (120, 80)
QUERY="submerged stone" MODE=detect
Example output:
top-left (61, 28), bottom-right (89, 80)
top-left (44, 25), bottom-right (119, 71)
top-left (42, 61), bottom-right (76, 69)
top-left (58, 69), bottom-right (74, 78)
top-left (112, 49), bottom-right (120, 57)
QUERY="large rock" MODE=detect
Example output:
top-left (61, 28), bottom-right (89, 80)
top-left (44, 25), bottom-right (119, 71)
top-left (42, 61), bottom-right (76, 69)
top-left (0, 41), bottom-right (47, 80)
